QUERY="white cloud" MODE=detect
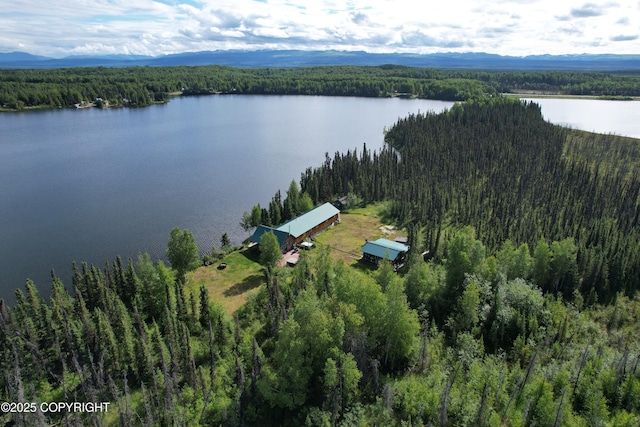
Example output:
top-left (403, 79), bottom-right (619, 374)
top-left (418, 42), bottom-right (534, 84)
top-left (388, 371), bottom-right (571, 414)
top-left (610, 34), bottom-right (638, 41)
top-left (1, 0), bottom-right (639, 57)
top-left (571, 3), bottom-right (608, 18)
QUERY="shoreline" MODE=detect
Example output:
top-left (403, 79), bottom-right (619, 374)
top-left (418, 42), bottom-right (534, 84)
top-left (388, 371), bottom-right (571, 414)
top-left (504, 92), bottom-right (638, 101)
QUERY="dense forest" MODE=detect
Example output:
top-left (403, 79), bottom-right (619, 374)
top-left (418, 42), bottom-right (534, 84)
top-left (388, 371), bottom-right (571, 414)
top-left (1, 64), bottom-right (640, 110)
top-left (2, 97), bottom-right (639, 426)
top-left (298, 97), bottom-right (640, 304)
top-left (2, 236), bottom-right (639, 426)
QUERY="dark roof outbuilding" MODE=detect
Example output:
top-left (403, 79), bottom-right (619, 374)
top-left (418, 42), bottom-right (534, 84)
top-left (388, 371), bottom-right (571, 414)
top-left (361, 238), bottom-right (410, 261)
top-left (250, 225), bottom-right (290, 249)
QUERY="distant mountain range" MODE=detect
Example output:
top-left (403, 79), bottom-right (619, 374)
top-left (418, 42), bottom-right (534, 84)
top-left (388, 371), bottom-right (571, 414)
top-left (1, 50), bottom-right (640, 71)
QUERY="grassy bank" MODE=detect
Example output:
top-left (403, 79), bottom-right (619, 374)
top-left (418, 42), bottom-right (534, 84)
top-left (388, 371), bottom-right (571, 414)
top-left (190, 248), bottom-right (263, 314)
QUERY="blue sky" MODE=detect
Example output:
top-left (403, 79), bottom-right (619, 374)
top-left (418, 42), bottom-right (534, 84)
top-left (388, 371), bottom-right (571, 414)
top-left (1, 0), bottom-right (639, 57)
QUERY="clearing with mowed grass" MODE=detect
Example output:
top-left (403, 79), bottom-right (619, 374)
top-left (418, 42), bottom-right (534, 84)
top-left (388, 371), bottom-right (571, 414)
top-left (189, 205), bottom-right (404, 313)
top-left (313, 206), bottom-right (403, 265)
top-left (189, 249), bottom-right (263, 314)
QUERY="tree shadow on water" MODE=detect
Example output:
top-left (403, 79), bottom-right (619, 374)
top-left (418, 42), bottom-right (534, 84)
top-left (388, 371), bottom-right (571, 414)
top-left (223, 274), bottom-right (262, 297)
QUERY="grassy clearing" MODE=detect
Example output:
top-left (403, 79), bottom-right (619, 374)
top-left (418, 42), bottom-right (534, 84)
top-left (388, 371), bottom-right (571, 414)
top-left (347, 203), bottom-right (383, 216)
top-left (190, 248), bottom-right (264, 314)
top-left (314, 204), bottom-right (403, 265)
top-left (189, 203), bottom-right (401, 313)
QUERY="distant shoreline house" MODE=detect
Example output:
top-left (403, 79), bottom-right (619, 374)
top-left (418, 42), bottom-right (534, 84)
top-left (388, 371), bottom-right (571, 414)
top-left (361, 238), bottom-right (410, 270)
top-left (250, 202), bottom-right (341, 253)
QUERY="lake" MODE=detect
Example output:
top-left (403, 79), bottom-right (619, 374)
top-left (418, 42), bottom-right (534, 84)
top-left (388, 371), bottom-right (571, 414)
top-left (0, 96), bottom-right (453, 302)
top-left (521, 98), bottom-right (640, 138)
top-left (1, 96), bottom-right (639, 303)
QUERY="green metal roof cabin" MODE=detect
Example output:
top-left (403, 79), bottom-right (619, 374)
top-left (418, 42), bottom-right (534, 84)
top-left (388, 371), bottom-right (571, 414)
top-left (249, 225), bottom-right (292, 251)
top-left (275, 203), bottom-right (340, 238)
top-left (361, 238), bottom-right (410, 269)
top-left (250, 203), bottom-right (341, 252)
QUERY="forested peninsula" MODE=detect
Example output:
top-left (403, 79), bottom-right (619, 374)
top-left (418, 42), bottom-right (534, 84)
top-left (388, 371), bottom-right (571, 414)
top-left (1, 64), bottom-right (640, 111)
top-left (2, 95), bottom-right (639, 426)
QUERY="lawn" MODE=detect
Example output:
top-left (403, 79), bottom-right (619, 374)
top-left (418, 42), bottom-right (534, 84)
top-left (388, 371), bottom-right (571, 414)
top-left (190, 248), bottom-right (264, 314)
top-left (314, 204), bottom-right (403, 265)
top-left (189, 204), bottom-right (403, 313)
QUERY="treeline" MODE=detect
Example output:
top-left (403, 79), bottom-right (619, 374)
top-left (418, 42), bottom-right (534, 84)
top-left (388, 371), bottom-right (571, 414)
top-left (240, 180), bottom-right (314, 232)
top-left (0, 65), bottom-right (494, 110)
top-left (460, 70), bottom-right (640, 97)
top-left (1, 229), bottom-right (639, 425)
top-left (299, 97), bottom-right (640, 304)
top-left (2, 64), bottom-right (640, 111)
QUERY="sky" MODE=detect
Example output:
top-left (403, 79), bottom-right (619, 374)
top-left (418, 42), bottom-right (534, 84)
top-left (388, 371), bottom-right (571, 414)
top-left (1, 0), bottom-right (639, 58)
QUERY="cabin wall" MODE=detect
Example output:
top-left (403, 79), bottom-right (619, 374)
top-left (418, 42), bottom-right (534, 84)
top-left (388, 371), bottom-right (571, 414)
top-left (292, 213), bottom-right (340, 244)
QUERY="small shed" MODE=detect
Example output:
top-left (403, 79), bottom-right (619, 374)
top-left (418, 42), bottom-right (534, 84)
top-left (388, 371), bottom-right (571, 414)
top-left (333, 196), bottom-right (348, 211)
top-left (361, 238), bottom-right (410, 269)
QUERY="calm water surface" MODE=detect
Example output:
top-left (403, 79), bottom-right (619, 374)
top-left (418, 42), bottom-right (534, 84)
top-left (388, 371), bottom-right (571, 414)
top-left (521, 98), bottom-right (640, 138)
top-left (0, 96), bottom-right (453, 301)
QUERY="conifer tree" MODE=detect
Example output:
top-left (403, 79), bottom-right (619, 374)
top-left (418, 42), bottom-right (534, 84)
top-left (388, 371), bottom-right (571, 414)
top-left (199, 285), bottom-right (210, 329)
